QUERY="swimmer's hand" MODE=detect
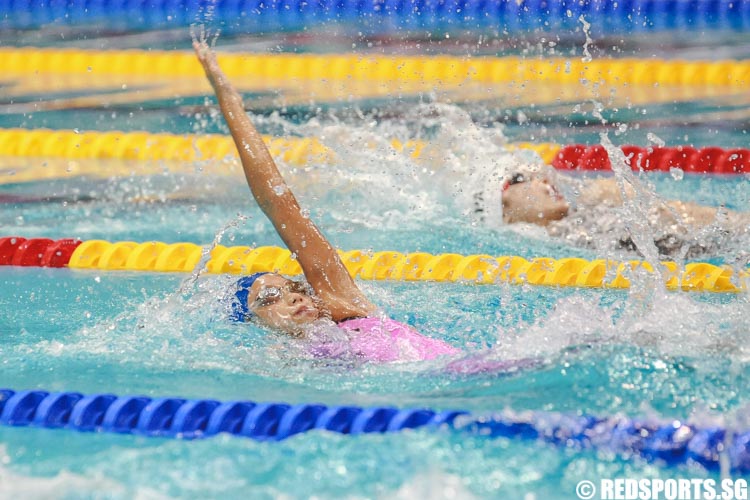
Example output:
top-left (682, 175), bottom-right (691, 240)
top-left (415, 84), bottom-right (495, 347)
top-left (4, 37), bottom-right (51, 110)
top-left (193, 41), bottom-right (227, 89)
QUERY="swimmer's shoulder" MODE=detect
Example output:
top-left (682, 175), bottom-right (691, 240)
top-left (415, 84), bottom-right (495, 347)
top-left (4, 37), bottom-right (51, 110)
top-left (579, 178), bottom-right (624, 207)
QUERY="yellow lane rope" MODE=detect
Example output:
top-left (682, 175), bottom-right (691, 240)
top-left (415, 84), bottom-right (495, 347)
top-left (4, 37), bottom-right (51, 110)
top-left (0, 128), bottom-right (559, 184)
top-left (67, 240), bottom-right (748, 292)
top-left (2, 48), bottom-right (749, 87)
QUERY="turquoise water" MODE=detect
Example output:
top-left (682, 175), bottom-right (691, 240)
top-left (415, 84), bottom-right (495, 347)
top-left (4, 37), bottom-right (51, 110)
top-left (2, 264), bottom-right (749, 497)
top-left (2, 31), bottom-right (750, 499)
top-left (2, 158), bottom-right (750, 497)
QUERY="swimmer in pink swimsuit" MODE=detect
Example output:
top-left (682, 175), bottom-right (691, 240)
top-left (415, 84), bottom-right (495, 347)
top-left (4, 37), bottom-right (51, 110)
top-left (195, 41), bottom-right (460, 364)
top-left (229, 271), bottom-right (460, 363)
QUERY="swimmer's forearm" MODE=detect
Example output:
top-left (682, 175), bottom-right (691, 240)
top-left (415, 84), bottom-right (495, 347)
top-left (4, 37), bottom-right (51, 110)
top-left (195, 45), bottom-right (321, 242)
top-left (211, 81), bottom-right (283, 206)
top-left (194, 43), bottom-right (290, 211)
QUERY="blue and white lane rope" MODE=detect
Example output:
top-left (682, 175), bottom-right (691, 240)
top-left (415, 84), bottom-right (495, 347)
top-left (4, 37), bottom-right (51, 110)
top-left (2, 0), bottom-right (750, 34)
top-left (1, 388), bottom-right (748, 473)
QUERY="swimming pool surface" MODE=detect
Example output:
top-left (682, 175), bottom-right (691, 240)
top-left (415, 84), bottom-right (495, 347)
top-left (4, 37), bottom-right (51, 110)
top-left (1, 25), bottom-right (750, 500)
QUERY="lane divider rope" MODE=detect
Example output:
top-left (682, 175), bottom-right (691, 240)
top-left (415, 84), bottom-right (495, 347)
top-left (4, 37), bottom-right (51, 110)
top-left (0, 128), bottom-right (335, 167)
top-left (1, 237), bottom-right (746, 292)
top-left (552, 144), bottom-right (750, 175)
top-left (2, 48), bottom-right (749, 88)
top-left (2, 0), bottom-right (750, 34)
top-left (0, 388), bottom-right (747, 473)
top-left (3, 128), bottom-right (750, 176)
top-left (0, 128), bottom-right (558, 171)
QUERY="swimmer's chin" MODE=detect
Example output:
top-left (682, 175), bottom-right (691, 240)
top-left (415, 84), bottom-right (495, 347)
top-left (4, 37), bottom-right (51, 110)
top-left (280, 313), bottom-right (331, 338)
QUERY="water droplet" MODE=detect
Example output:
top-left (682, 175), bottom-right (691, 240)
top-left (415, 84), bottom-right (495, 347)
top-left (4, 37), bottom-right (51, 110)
top-left (646, 132), bottom-right (665, 147)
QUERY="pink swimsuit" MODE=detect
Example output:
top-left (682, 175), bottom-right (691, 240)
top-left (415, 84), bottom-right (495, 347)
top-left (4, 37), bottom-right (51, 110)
top-left (336, 317), bottom-right (460, 363)
top-left (305, 317), bottom-right (542, 374)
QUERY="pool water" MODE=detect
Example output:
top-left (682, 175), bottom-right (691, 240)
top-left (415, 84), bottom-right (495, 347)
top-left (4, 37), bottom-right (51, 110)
top-left (2, 265), bottom-right (749, 497)
top-left (2, 29), bottom-right (750, 500)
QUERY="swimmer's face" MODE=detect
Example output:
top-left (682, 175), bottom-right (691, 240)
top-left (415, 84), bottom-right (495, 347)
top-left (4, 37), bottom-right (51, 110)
top-left (246, 274), bottom-right (321, 335)
top-left (502, 174), bottom-right (569, 226)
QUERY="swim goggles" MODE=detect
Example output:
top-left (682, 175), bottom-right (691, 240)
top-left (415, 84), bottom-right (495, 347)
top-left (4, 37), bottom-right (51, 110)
top-left (251, 281), bottom-right (312, 310)
top-left (501, 172), bottom-right (528, 192)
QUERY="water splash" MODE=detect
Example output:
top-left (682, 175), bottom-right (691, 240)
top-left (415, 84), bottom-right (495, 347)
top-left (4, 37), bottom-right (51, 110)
top-left (0, 445), bottom-right (137, 499)
top-left (575, 15), bottom-right (657, 269)
top-left (505, 292), bottom-right (750, 361)
top-left (385, 469), bottom-right (476, 500)
top-left (599, 133), bottom-right (663, 270)
top-left (579, 16), bottom-right (593, 64)
top-left (277, 103), bottom-right (545, 230)
top-left (190, 0), bottom-right (221, 46)
top-left (177, 212), bottom-right (250, 295)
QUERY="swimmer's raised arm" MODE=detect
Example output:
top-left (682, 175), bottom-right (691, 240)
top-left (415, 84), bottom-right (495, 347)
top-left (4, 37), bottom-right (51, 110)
top-left (194, 42), bottom-right (375, 320)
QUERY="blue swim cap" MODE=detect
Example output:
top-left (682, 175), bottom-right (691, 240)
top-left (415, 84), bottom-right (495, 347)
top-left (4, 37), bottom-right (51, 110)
top-left (229, 272), bottom-right (269, 322)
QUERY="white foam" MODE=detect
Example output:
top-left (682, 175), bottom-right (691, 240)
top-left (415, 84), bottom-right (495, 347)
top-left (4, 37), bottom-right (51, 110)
top-left (268, 103), bottom-right (543, 229)
top-left (494, 290), bottom-right (750, 362)
top-left (0, 445), bottom-right (138, 500)
top-left (379, 468), bottom-right (476, 500)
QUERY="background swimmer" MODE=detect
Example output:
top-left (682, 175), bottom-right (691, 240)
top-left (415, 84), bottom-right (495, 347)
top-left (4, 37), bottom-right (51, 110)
top-left (493, 167), bottom-right (750, 260)
top-left (365, 103), bottom-right (749, 261)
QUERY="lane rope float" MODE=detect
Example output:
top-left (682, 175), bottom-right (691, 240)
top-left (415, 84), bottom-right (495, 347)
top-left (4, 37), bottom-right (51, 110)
top-left (553, 144), bottom-right (750, 175)
top-left (3, 128), bottom-right (750, 176)
top-left (2, 48), bottom-right (749, 88)
top-left (2, 0), bottom-right (750, 34)
top-left (0, 387), bottom-right (748, 473)
top-left (0, 128), bottom-right (559, 179)
top-left (1, 237), bottom-right (746, 292)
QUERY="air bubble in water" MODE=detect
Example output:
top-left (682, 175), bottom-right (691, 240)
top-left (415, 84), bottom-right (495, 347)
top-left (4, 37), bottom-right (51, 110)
top-left (670, 167), bottom-right (684, 181)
